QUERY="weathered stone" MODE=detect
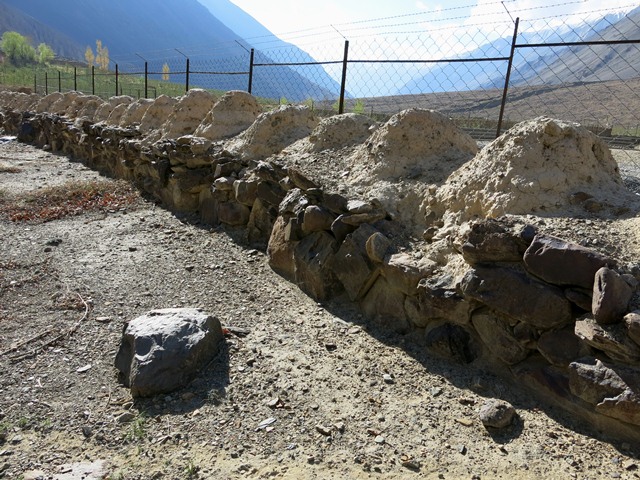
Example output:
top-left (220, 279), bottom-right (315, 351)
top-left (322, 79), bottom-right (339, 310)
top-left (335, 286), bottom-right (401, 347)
top-left (575, 315), bottom-right (640, 364)
top-left (332, 224), bottom-right (379, 301)
top-left (302, 205), bottom-right (334, 233)
top-left (214, 160), bottom-right (243, 178)
top-left (294, 231), bottom-right (341, 300)
top-left (592, 267), bottom-right (633, 325)
top-left (324, 193), bottom-right (348, 214)
top-left (407, 274), bottom-right (470, 327)
top-left (233, 178), bottom-right (258, 206)
top-left (461, 266), bottom-right (573, 329)
top-left (479, 399), bottom-right (517, 429)
top-left (218, 201), bottom-right (250, 226)
top-left (360, 276), bottom-right (410, 333)
top-left (424, 322), bottom-right (477, 363)
top-left (458, 219), bottom-right (527, 265)
top-left (381, 253), bottom-right (436, 296)
top-left (365, 232), bottom-right (391, 263)
top-left (330, 215), bottom-right (357, 244)
top-left (512, 322), bottom-right (538, 348)
top-left (267, 216), bottom-right (297, 281)
top-left (471, 308), bottom-right (530, 365)
top-left (340, 211), bottom-right (386, 226)
top-left (347, 199), bottom-right (373, 214)
top-left (569, 357), bottom-right (640, 426)
top-left (523, 234), bottom-right (614, 289)
top-left (114, 308), bottom-right (223, 397)
top-left (287, 167), bottom-right (318, 190)
top-left (565, 287), bottom-right (593, 311)
top-left (199, 195), bottom-right (219, 226)
top-left (247, 198), bottom-right (277, 248)
top-left (537, 326), bottom-right (591, 366)
top-left (279, 188), bottom-right (309, 216)
top-left (257, 180), bottom-right (286, 206)
top-left (213, 176), bottom-right (234, 191)
top-left (625, 311), bottom-right (640, 346)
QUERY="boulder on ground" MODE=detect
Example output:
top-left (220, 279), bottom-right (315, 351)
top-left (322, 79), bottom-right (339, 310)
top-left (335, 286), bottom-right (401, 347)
top-left (114, 308), bottom-right (223, 397)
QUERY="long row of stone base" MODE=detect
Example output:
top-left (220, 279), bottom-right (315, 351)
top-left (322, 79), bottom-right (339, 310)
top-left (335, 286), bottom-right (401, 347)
top-left (1, 95), bottom-right (639, 444)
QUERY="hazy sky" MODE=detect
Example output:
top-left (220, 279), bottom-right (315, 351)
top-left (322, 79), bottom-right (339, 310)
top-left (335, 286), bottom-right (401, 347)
top-left (229, 0), bottom-right (637, 38)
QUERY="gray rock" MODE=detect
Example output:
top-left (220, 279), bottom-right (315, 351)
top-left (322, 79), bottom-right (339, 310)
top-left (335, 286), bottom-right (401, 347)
top-left (461, 266), bottom-right (573, 329)
top-left (569, 357), bottom-right (640, 426)
top-left (471, 308), bottom-right (529, 365)
top-left (592, 267), bottom-right (633, 325)
top-left (537, 326), bottom-right (591, 366)
top-left (459, 219), bottom-right (526, 265)
top-left (365, 232), bottom-right (391, 263)
top-left (479, 399), bottom-right (516, 428)
top-left (302, 205), bottom-right (334, 233)
top-left (115, 308), bottom-right (223, 397)
top-left (293, 231), bottom-right (342, 300)
top-left (331, 224), bottom-right (379, 301)
top-left (575, 315), bottom-right (640, 364)
top-left (523, 234), bottom-right (614, 289)
top-left (424, 322), bottom-right (477, 364)
top-left (624, 311), bottom-right (640, 346)
top-left (233, 179), bottom-right (258, 206)
top-left (406, 274), bottom-right (470, 328)
top-left (218, 201), bottom-right (250, 226)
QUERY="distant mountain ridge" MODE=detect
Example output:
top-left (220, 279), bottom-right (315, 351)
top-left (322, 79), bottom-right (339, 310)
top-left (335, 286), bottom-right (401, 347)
top-left (0, 0), bottom-right (339, 101)
top-left (396, 7), bottom-right (640, 95)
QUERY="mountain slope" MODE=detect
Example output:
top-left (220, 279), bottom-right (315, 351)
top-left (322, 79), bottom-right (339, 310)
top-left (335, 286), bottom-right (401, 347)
top-left (396, 9), bottom-right (638, 95)
top-left (0, 0), bottom-right (337, 101)
top-left (196, 0), bottom-right (342, 97)
top-left (0, 2), bottom-right (84, 60)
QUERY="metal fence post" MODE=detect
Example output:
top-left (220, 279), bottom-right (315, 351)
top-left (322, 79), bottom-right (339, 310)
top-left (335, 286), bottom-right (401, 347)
top-left (115, 64), bottom-right (119, 97)
top-left (496, 17), bottom-right (519, 138)
top-left (58, 71), bottom-right (61, 92)
top-left (339, 40), bottom-right (349, 114)
top-left (185, 58), bottom-right (190, 92)
top-left (248, 48), bottom-right (254, 94)
top-left (45, 71), bottom-right (48, 95)
top-left (33, 73), bottom-right (37, 94)
top-left (144, 61), bottom-right (148, 98)
top-left (74, 67), bottom-right (77, 91)
top-left (92, 66), bottom-right (95, 95)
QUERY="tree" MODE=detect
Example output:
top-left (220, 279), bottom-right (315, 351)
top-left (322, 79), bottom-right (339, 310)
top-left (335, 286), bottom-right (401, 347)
top-left (0, 31), bottom-right (36, 66)
top-left (162, 63), bottom-right (170, 81)
top-left (36, 43), bottom-right (55, 65)
top-left (95, 40), bottom-right (109, 70)
top-left (85, 46), bottom-right (95, 68)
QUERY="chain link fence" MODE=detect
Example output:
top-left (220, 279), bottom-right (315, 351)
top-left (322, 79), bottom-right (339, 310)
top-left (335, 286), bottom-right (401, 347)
top-left (12, 5), bottom-right (640, 165)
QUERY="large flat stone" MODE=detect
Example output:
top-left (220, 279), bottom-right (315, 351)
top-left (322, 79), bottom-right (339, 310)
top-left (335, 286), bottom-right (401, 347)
top-left (115, 308), bottom-right (223, 397)
top-left (575, 315), bottom-right (640, 364)
top-left (523, 234), bottom-right (613, 289)
top-left (461, 266), bottom-right (573, 329)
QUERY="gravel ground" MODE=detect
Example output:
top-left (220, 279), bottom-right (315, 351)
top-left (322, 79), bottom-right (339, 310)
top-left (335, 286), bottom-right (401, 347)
top-left (0, 138), bottom-right (639, 479)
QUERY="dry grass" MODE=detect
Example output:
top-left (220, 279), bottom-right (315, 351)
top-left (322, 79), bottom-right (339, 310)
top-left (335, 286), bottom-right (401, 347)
top-left (0, 179), bottom-right (142, 223)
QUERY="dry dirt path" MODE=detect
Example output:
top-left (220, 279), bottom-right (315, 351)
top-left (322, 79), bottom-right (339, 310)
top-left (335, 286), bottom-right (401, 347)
top-left (0, 137), bottom-right (638, 479)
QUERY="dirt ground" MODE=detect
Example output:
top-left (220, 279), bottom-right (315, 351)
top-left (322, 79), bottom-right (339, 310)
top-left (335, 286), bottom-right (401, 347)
top-left (1, 137), bottom-right (639, 480)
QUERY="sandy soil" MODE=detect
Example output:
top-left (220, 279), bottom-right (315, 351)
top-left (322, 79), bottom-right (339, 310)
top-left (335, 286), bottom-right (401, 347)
top-left (1, 138), bottom-right (639, 479)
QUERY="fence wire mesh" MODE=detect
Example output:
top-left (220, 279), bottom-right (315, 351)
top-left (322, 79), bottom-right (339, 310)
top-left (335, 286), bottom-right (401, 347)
top-left (7, 2), bottom-right (640, 167)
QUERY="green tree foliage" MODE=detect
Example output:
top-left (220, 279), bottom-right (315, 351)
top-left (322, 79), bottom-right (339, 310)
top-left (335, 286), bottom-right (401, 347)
top-left (95, 40), bottom-right (109, 70)
top-left (352, 99), bottom-right (366, 114)
top-left (162, 63), bottom-right (170, 81)
top-left (1, 31), bottom-right (36, 66)
top-left (85, 46), bottom-right (95, 68)
top-left (36, 43), bottom-right (55, 65)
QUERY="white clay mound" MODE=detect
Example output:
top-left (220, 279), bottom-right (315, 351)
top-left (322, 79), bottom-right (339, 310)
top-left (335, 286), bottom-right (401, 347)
top-left (139, 95), bottom-right (178, 133)
top-left (67, 95), bottom-right (105, 121)
top-left (299, 113), bottom-right (376, 153)
top-left (194, 90), bottom-right (262, 141)
top-left (226, 105), bottom-right (318, 161)
top-left (160, 89), bottom-right (217, 140)
top-left (349, 108), bottom-right (478, 184)
top-left (118, 98), bottom-right (154, 127)
top-left (427, 117), bottom-right (636, 227)
top-left (94, 96), bottom-right (133, 123)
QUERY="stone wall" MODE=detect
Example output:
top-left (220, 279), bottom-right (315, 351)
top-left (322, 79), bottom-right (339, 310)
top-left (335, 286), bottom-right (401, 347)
top-left (1, 89), bottom-right (639, 443)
